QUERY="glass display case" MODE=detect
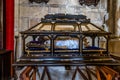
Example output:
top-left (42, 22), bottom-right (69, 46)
top-left (13, 0), bottom-right (120, 65)
top-left (20, 14), bottom-right (110, 56)
top-left (12, 13), bottom-right (120, 67)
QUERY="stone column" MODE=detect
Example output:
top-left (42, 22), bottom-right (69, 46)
top-left (108, 0), bottom-right (120, 54)
top-left (115, 0), bottom-right (120, 37)
top-left (107, 0), bottom-right (117, 37)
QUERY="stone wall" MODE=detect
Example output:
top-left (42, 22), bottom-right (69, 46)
top-left (15, 0), bottom-right (107, 32)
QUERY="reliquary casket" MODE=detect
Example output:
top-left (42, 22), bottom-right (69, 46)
top-left (20, 14), bottom-right (110, 57)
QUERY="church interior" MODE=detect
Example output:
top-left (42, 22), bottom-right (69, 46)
top-left (0, 0), bottom-right (120, 80)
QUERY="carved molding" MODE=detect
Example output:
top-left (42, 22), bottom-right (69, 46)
top-left (29, 0), bottom-right (100, 6)
top-left (79, 0), bottom-right (100, 6)
top-left (107, 0), bottom-right (117, 36)
top-left (29, 0), bottom-right (49, 3)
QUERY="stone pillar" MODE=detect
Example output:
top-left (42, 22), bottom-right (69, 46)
top-left (107, 0), bottom-right (117, 37)
top-left (108, 0), bottom-right (120, 54)
top-left (115, 0), bottom-right (120, 37)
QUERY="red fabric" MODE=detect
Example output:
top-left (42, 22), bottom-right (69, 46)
top-left (6, 0), bottom-right (14, 50)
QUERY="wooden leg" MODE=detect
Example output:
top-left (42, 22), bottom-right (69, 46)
top-left (85, 66), bottom-right (97, 78)
top-left (72, 66), bottom-right (88, 80)
top-left (96, 66), bottom-right (119, 80)
top-left (20, 66), bottom-right (37, 80)
top-left (99, 67), bottom-right (107, 79)
top-left (20, 66), bottom-right (32, 80)
top-left (72, 66), bottom-right (78, 80)
top-left (36, 66), bottom-right (41, 79)
top-left (77, 67), bottom-right (88, 80)
top-left (100, 66), bottom-right (119, 80)
top-left (45, 66), bottom-right (51, 80)
top-left (102, 66), bottom-right (118, 75)
top-left (32, 67), bottom-right (36, 80)
top-left (85, 66), bottom-right (92, 80)
top-left (107, 74), bottom-right (112, 80)
top-left (96, 67), bottom-right (101, 80)
top-left (40, 66), bottom-right (51, 80)
top-left (40, 67), bottom-right (46, 80)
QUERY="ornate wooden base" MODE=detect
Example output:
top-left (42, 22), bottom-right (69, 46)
top-left (18, 66), bottom-right (119, 80)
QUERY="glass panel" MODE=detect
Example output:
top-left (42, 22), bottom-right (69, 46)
top-left (81, 25), bottom-right (88, 31)
top-left (87, 24), bottom-right (100, 31)
top-left (40, 24), bottom-right (51, 31)
top-left (54, 36), bottom-right (79, 50)
top-left (55, 25), bottom-right (74, 31)
top-left (31, 23), bottom-right (43, 30)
